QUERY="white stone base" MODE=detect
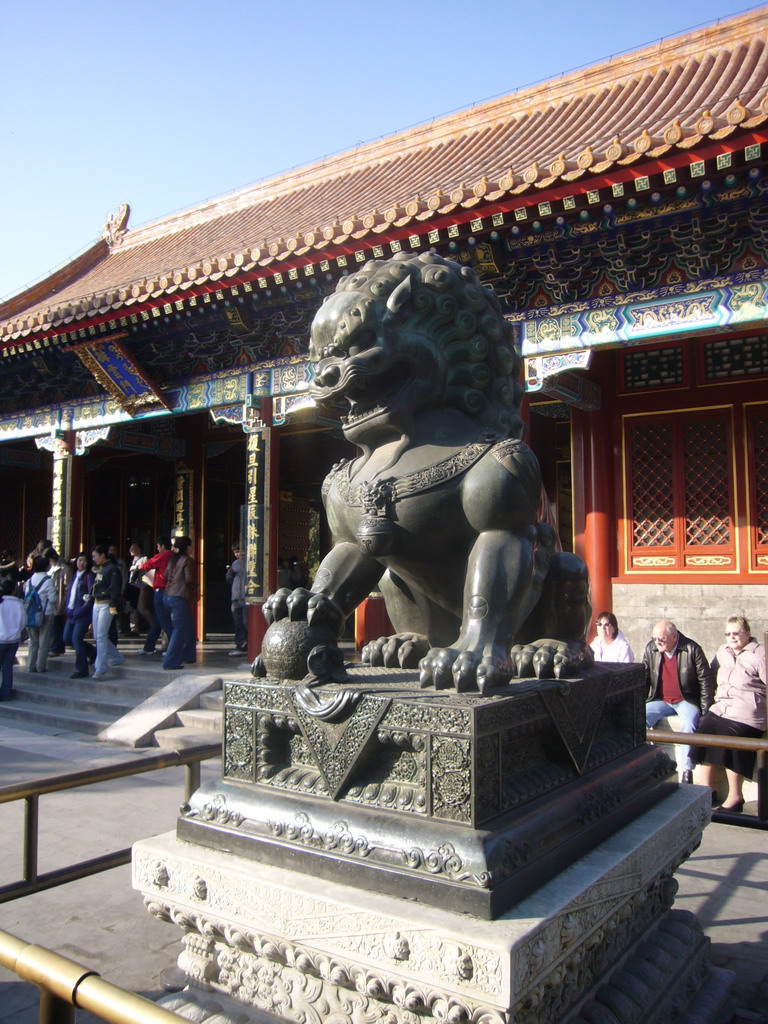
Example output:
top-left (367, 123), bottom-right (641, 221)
top-left (133, 786), bottom-right (731, 1024)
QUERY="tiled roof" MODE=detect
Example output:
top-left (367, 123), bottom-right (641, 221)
top-left (2, 8), bottom-right (767, 344)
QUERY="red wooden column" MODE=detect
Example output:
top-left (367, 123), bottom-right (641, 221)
top-left (354, 593), bottom-right (393, 651)
top-left (572, 407), bottom-right (612, 629)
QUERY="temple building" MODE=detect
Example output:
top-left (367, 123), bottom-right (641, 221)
top-left (1, 9), bottom-right (766, 657)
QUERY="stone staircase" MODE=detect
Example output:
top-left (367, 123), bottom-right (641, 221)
top-left (0, 648), bottom-right (227, 749)
top-left (152, 689), bottom-right (224, 750)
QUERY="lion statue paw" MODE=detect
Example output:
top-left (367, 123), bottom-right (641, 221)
top-left (362, 632), bottom-right (430, 669)
top-left (510, 639), bottom-right (594, 680)
top-left (418, 648), bottom-right (511, 694)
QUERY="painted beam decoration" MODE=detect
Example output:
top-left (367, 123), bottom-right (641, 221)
top-left (519, 271), bottom-right (768, 358)
top-left (0, 354), bottom-right (313, 443)
top-left (69, 332), bottom-right (169, 415)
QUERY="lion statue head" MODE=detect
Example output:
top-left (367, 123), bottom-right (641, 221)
top-left (309, 252), bottom-right (524, 446)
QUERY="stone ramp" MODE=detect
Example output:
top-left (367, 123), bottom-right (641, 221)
top-left (99, 674), bottom-right (223, 747)
top-left (0, 647), bottom-right (233, 746)
top-left (0, 661), bottom-right (169, 735)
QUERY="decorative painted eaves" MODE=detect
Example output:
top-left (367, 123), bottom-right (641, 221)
top-left (1, 8), bottom-right (767, 351)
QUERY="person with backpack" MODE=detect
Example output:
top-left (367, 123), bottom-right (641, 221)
top-left (24, 555), bottom-right (57, 672)
top-left (0, 577), bottom-right (26, 700)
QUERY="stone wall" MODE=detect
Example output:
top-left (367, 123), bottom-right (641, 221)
top-left (610, 583), bottom-right (768, 666)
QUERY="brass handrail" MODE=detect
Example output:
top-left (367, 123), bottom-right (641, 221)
top-left (646, 728), bottom-right (768, 828)
top-left (0, 927), bottom-right (187, 1023)
top-left (0, 743), bottom-right (220, 904)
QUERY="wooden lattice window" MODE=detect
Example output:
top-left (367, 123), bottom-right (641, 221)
top-left (747, 409), bottom-right (768, 569)
top-left (626, 412), bottom-right (735, 571)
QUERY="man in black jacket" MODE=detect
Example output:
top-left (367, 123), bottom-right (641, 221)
top-left (91, 546), bottom-right (126, 680)
top-left (643, 619), bottom-right (715, 784)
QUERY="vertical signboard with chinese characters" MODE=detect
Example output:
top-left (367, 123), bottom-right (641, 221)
top-left (174, 466), bottom-right (194, 538)
top-left (244, 429), bottom-right (270, 601)
top-left (49, 432), bottom-right (73, 557)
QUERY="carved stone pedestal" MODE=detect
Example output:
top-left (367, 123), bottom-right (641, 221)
top-left (133, 787), bottom-right (732, 1024)
top-left (132, 666), bottom-right (733, 1022)
top-left (177, 666), bottom-right (674, 918)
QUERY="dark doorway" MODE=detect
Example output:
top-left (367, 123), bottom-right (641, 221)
top-left (203, 439), bottom-right (246, 635)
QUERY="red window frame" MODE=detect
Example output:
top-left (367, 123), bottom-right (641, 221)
top-left (624, 409), bottom-right (736, 573)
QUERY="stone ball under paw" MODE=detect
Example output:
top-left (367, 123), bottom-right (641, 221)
top-left (259, 619), bottom-right (338, 680)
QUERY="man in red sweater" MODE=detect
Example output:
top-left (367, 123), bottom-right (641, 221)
top-left (138, 537), bottom-right (174, 656)
top-left (643, 619), bottom-right (715, 784)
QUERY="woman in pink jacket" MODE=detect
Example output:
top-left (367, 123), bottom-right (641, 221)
top-left (692, 615), bottom-right (766, 812)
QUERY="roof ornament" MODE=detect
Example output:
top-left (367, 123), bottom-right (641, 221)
top-left (102, 203), bottom-right (130, 247)
top-left (726, 100), bottom-right (748, 124)
top-left (663, 119), bottom-right (683, 145)
top-left (695, 110), bottom-right (716, 135)
top-left (604, 137), bottom-right (625, 162)
top-left (633, 129), bottom-right (653, 155)
top-left (549, 154), bottom-right (567, 177)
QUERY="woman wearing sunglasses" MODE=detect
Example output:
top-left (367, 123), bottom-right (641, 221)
top-left (692, 615), bottom-right (766, 811)
top-left (590, 611), bottom-right (634, 663)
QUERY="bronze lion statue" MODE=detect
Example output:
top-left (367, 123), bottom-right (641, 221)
top-left (263, 252), bottom-right (592, 692)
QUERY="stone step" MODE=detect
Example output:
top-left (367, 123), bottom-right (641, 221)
top-left (176, 708), bottom-right (222, 733)
top-left (16, 653), bottom-right (183, 684)
top-left (153, 726), bottom-right (221, 751)
top-left (0, 700), bottom-right (113, 735)
top-left (10, 681), bottom-right (136, 718)
top-left (199, 690), bottom-right (223, 711)
top-left (12, 670), bottom-right (160, 702)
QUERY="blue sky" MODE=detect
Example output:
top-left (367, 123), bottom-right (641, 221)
top-left (0, 0), bottom-right (760, 300)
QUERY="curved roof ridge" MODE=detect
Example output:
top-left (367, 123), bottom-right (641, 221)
top-left (1, 7), bottom-right (767, 342)
top-left (114, 7), bottom-right (768, 251)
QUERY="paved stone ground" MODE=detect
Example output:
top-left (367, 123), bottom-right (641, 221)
top-left (0, 718), bottom-right (765, 1022)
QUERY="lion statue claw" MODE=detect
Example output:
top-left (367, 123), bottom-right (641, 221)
top-left (362, 632), bottom-right (430, 670)
top-left (264, 252), bottom-right (592, 692)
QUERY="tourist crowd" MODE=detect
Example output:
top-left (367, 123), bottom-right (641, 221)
top-left (1, 544), bottom-right (764, 815)
top-left (0, 536), bottom-right (200, 700)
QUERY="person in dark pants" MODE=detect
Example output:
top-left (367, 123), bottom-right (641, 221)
top-left (139, 537), bottom-right (174, 656)
top-left (0, 578), bottom-right (26, 701)
top-left (692, 615), bottom-right (766, 812)
top-left (163, 536), bottom-right (197, 670)
top-left (226, 544), bottom-right (247, 656)
top-left (44, 547), bottom-right (72, 657)
top-left (62, 553), bottom-right (96, 678)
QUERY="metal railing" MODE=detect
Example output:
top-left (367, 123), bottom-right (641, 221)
top-left (647, 728), bottom-right (768, 829)
top-left (0, 744), bottom-right (220, 904)
top-left (0, 928), bottom-right (186, 1023)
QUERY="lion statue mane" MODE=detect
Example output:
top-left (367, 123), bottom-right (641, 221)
top-left (263, 251), bottom-right (592, 691)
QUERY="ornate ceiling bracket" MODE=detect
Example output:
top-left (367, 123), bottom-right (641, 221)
top-left (67, 332), bottom-right (169, 416)
top-left (525, 351), bottom-right (601, 410)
